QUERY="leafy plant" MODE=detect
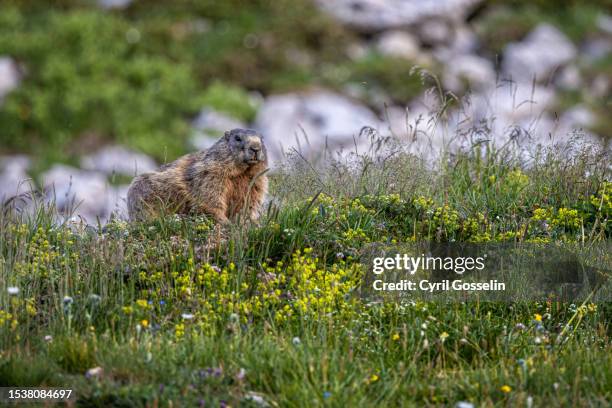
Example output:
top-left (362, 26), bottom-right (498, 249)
top-left (0, 8), bottom-right (201, 161)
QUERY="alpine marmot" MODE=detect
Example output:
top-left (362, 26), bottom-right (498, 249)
top-left (127, 128), bottom-right (268, 224)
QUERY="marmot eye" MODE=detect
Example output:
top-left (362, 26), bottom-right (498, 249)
top-left (234, 136), bottom-right (242, 142)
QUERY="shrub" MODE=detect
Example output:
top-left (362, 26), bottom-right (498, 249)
top-left (200, 81), bottom-right (258, 122)
top-left (0, 7), bottom-right (201, 161)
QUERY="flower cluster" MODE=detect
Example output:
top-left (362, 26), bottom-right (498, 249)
top-left (120, 247), bottom-right (363, 337)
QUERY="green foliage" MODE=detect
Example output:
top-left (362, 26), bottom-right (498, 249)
top-left (475, 6), bottom-right (542, 56)
top-left (0, 354), bottom-right (58, 386)
top-left (327, 53), bottom-right (428, 103)
top-left (0, 0), bottom-right (357, 163)
top-left (0, 7), bottom-right (200, 161)
top-left (50, 336), bottom-right (98, 374)
top-left (476, 2), bottom-right (604, 55)
top-left (179, 0), bottom-right (355, 92)
top-left (123, 0), bottom-right (355, 94)
top-left (200, 81), bottom-right (258, 122)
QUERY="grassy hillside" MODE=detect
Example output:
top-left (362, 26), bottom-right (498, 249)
top-left (1, 139), bottom-right (610, 405)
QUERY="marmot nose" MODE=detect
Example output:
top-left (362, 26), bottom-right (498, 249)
top-left (249, 146), bottom-right (261, 153)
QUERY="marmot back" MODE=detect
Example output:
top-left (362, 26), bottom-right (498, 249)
top-left (127, 129), bottom-right (268, 224)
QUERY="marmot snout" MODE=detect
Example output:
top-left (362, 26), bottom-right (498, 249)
top-left (127, 128), bottom-right (268, 224)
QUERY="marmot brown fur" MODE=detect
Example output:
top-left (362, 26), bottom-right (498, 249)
top-left (127, 129), bottom-right (268, 224)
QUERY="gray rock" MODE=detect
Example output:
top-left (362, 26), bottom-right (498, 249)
top-left (191, 136), bottom-right (217, 151)
top-left (448, 25), bottom-right (479, 55)
top-left (375, 31), bottom-right (421, 60)
top-left (191, 108), bottom-right (246, 150)
top-left (418, 19), bottom-right (452, 46)
top-left (389, 82), bottom-right (560, 161)
top-left (472, 81), bottom-right (556, 123)
top-left (315, 0), bottom-right (483, 32)
top-left (582, 38), bottom-right (612, 63)
top-left (255, 91), bottom-right (382, 163)
top-left (377, 86), bottom-right (605, 168)
top-left (97, 0), bottom-right (133, 9)
top-left (448, 80), bottom-right (575, 155)
top-left (562, 105), bottom-right (596, 129)
top-left (346, 42), bottom-right (370, 60)
top-left (503, 24), bottom-right (577, 83)
top-left (42, 165), bottom-right (112, 224)
top-left (443, 54), bottom-right (496, 92)
top-left (0, 156), bottom-right (32, 201)
top-left (556, 65), bottom-right (582, 91)
top-left (380, 98), bottom-right (471, 162)
top-left (527, 112), bottom-right (600, 148)
top-left (192, 108), bottom-right (246, 133)
top-left (0, 155), bottom-right (30, 175)
top-left (590, 75), bottom-right (610, 99)
top-left (81, 146), bottom-right (157, 177)
top-left (433, 25), bottom-right (479, 59)
top-left (597, 14), bottom-right (612, 35)
top-left (0, 57), bottom-right (20, 101)
top-left (384, 106), bottom-right (411, 139)
top-left (384, 104), bottom-right (453, 160)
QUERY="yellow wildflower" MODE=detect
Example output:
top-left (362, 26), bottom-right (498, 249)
top-left (136, 299), bottom-right (149, 309)
top-left (175, 323), bottom-right (185, 339)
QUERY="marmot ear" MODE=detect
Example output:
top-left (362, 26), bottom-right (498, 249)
top-left (224, 131), bottom-right (230, 141)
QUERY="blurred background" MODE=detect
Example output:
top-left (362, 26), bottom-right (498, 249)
top-left (0, 0), bottom-right (610, 222)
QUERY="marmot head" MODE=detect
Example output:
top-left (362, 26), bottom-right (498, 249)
top-left (224, 128), bottom-right (267, 166)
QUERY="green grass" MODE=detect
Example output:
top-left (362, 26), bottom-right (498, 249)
top-left (0, 136), bottom-right (610, 406)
